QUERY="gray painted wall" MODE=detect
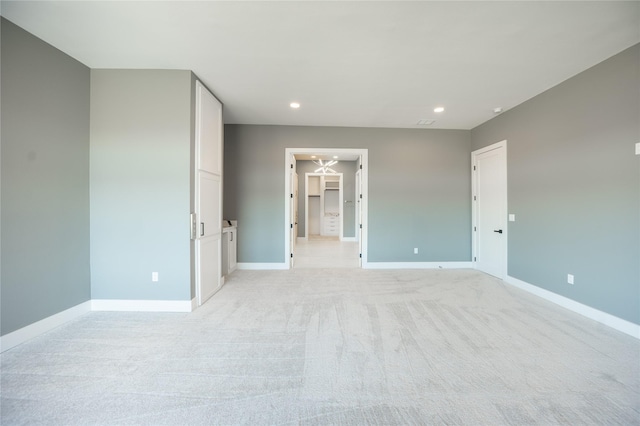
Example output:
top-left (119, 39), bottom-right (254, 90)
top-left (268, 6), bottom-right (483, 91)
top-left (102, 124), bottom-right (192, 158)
top-left (471, 44), bottom-right (640, 325)
top-left (1, 18), bottom-right (91, 335)
top-left (223, 125), bottom-right (471, 264)
top-left (296, 160), bottom-right (358, 238)
top-left (90, 70), bottom-right (193, 301)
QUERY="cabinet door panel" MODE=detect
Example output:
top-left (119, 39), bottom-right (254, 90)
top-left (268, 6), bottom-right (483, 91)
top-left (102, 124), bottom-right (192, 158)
top-left (196, 82), bottom-right (222, 174)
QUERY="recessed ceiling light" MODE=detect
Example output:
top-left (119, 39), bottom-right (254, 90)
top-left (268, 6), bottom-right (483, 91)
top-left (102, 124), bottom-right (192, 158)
top-left (434, 107), bottom-right (445, 113)
top-left (290, 102), bottom-right (300, 109)
top-left (493, 107), bottom-right (503, 114)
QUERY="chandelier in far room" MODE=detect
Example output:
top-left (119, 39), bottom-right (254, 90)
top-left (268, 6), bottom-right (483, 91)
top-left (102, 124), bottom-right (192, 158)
top-left (313, 159), bottom-right (338, 174)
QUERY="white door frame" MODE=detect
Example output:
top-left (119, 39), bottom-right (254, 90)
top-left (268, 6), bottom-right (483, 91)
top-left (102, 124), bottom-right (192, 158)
top-left (285, 148), bottom-right (368, 268)
top-left (355, 168), bottom-right (362, 266)
top-left (471, 140), bottom-right (508, 279)
top-left (289, 156), bottom-right (298, 268)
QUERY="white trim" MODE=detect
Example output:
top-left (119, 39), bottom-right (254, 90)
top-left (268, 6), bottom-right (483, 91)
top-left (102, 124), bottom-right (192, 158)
top-left (0, 301), bottom-right (92, 353)
top-left (237, 262), bottom-right (289, 270)
top-left (297, 236), bottom-right (308, 242)
top-left (341, 237), bottom-right (357, 242)
top-left (364, 262), bottom-right (473, 270)
top-left (91, 299), bottom-right (194, 312)
top-left (505, 275), bottom-right (640, 339)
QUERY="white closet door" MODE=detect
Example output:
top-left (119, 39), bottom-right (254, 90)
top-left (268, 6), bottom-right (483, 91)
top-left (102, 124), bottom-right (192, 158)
top-left (473, 142), bottom-right (507, 279)
top-left (195, 81), bottom-right (223, 306)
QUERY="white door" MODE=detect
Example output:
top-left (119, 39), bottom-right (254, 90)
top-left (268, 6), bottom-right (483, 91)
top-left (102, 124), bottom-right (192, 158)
top-left (194, 81), bottom-right (223, 305)
top-left (294, 173), bottom-right (299, 241)
top-left (355, 168), bottom-right (362, 266)
top-left (472, 141), bottom-right (507, 279)
top-left (289, 155), bottom-right (298, 267)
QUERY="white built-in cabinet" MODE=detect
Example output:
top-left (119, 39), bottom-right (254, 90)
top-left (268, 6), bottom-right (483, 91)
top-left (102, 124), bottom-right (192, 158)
top-left (322, 175), bottom-right (340, 236)
top-left (193, 81), bottom-right (223, 306)
top-left (306, 174), bottom-right (342, 238)
top-left (222, 222), bottom-right (237, 279)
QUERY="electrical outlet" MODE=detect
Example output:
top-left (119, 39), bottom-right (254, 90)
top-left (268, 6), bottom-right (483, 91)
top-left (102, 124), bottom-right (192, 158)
top-left (567, 274), bottom-right (574, 285)
top-left (152, 272), bottom-right (159, 282)
top-left (509, 214), bottom-right (515, 222)
top-left (413, 248), bottom-right (418, 254)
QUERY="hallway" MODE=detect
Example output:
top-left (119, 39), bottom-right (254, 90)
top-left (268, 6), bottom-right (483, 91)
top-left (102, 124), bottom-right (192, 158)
top-left (293, 236), bottom-right (359, 269)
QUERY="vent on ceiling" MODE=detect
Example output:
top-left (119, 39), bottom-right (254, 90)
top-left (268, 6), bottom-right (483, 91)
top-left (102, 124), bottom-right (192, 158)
top-left (416, 119), bottom-right (436, 126)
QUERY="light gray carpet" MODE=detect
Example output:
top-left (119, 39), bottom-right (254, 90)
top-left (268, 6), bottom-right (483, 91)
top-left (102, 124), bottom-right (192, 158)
top-left (1, 269), bottom-right (639, 425)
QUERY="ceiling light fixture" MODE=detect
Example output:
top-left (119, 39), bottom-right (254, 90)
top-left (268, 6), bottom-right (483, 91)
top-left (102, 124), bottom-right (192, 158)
top-left (290, 102), bottom-right (300, 109)
top-left (313, 159), bottom-right (338, 174)
top-left (434, 107), bottom-right (445, 113)
top-left (493, 107), bottom-right (503, 114)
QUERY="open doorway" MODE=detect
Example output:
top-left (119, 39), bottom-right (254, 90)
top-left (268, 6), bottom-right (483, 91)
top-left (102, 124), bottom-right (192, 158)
top-left (284, 148), bottom-right (368, 269)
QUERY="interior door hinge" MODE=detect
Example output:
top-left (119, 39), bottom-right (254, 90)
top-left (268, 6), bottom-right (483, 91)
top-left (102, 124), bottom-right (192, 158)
top-left (474, 256), bottom-right (477, 262)
top-left (290, 223), bottom-right (293, 229)
top-left (474, 226), bottom-right (476, 231)
top-left (473, 165), bottom-right (476, 171)
top-left (359, 224), bottom-right (362, 229)
top-left (290, 193), bottom-right (293, 198)
top-left (359, 164), bottom-right (362, 169)
top-left (290, 164), bottom-right (293, 169)
top-left (473, 195), bottom-right (477, 201)
top-left (359, 194), bottom-right (362, 199)
top-left (290, 253), bottom-right (293, 258)
top-left (359, 253), bottom-right (362, 258)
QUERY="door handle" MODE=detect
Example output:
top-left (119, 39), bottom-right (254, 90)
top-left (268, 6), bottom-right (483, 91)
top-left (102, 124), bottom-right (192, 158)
top-left (200, 222), bottom-right (205, 236)
top-left (494, 229), bottom-right (503, 234)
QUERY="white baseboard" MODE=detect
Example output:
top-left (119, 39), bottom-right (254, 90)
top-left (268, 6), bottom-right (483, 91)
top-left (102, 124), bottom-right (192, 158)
top-left (237, 262), bottom-right (289, 270)
top-left (505, 275), bottom-right (640, 339)
top-left (341, 237), bottom-right (357, 242)
top-left (364, 261), bottom-right (473, 270)
top-left (91, 299), bottom-right (194, 312)
top-left (0, 301), bottom-right (92, 353)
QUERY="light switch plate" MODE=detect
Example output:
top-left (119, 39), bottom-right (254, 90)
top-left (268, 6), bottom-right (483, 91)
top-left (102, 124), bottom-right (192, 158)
top-left (508, 214), bottom-right (515, 222)
top-left (636, 142), bottom-right (640, 155)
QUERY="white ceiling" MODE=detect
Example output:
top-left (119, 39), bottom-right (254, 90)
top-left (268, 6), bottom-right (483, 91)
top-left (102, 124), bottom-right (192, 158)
top-left (2, 1), bottom-right (638, 130)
